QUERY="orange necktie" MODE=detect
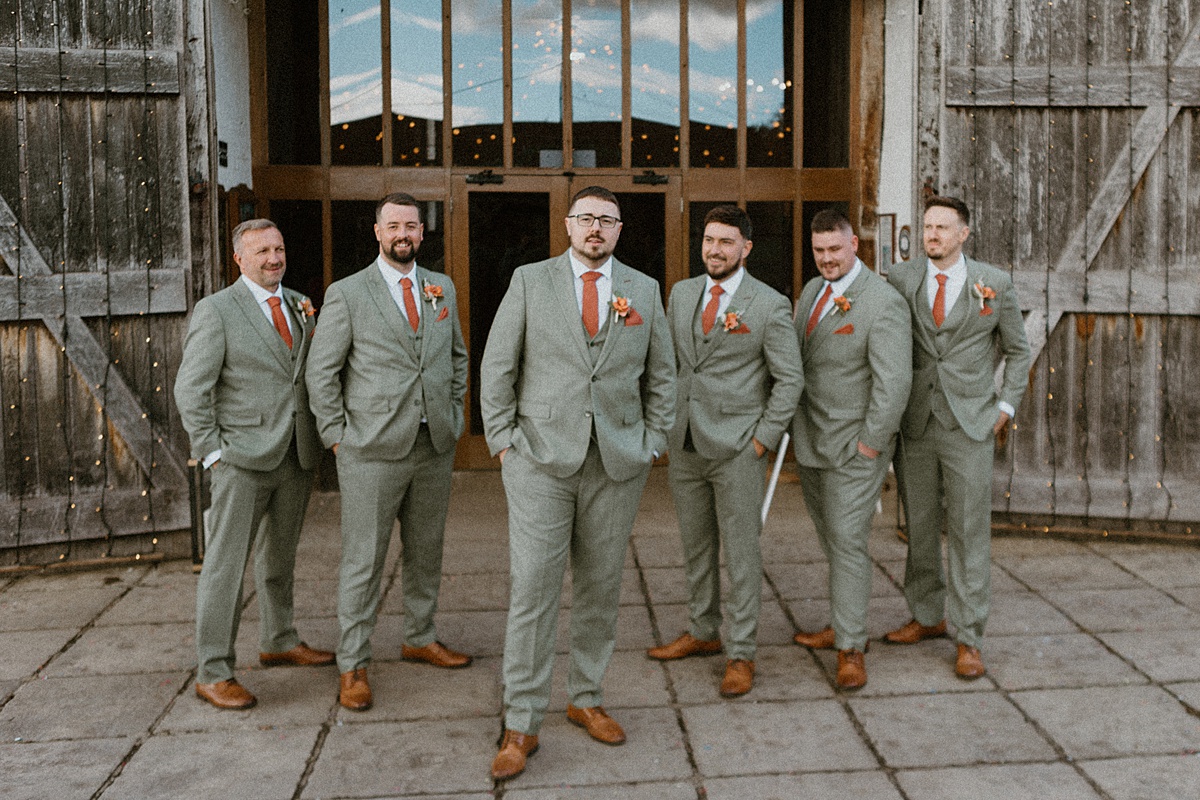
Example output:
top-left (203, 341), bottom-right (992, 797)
top-left (701, 284), bottom-right (723, 334)
top-left (933, 272), bottom-right (948, 328)
top-left (400, 277), bottom-right (420, 333)
top-left (805, 284), bottom-right (833, 337)
top-left (582, 271), bottom-right (602, 338)
top-left (267, 296), bottom-right (293, 349)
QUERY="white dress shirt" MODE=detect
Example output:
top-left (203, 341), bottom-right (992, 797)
top-left (807, 259), bottom-right (863, 326)
top-left (703, 266), bottom-right (745, 319)
top-left (568, 251), bottom-right (613, 331)
top-left (377, 256), bottom-right (422, 326)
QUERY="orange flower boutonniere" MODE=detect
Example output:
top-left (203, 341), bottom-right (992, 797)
top-left (723, 310), bottom-right (742, 332)
top-left (611, 296), bottom-right (630, 320)
top-left (972, 283), bottom-right (996, 316)
top-left (296, 298), bottom-right (315, 317)
top-left (833, 296), bottom-right (852, 314)
top-left (422, 281), bottom-right (444, 310)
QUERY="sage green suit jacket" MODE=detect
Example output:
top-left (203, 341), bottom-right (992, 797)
top-left (480, 253), bottom-right (676, 482)
top-left (666, 272), bottom-right (803, 458)
top-left (306, 264), bottom-right (467, 458)
top-left (174, 279), bottom-right (322, 472)
top-left (791, 264), bottom-right (913, 469)
top-left (888, 257), bottom-right (1031, 442)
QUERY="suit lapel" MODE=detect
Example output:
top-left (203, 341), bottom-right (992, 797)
top-left (697, 275), bottom-right (756, 365)
top-left (232, 280), bottom-right (292, 373)
top-left (365, 264), bottom-right (421, 365)
top-left (550, 253), bottom-right (594, 365)
top-left (675, 276), bottom-right (704, 367)
top-left (809, 268), bottom-right (866, 348)
top-left (281, 288), bottom-right (309, 374)
top-left (797, 280), bottom-right (821, 359)
top-left (909, 269), bottom-right (940, 351)
top-left (594, 261), bottom-right (633, 371)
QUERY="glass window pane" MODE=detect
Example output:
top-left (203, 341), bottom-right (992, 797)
top-left (630, 0), bottom-right (680, 167)
top-left (745, 201), bottom-right (793, 300)
top-left (452, 0), bottom-right (504, 166)
top-left (330, 0), bottom-right (383, 165)
top-left (612, 193), bottom-right (665, 287)
top-left (688, 0), bottom-right (738, 168)
top-left (266, 0), bottom-right (321, 165)
top-left (571, 0), bottom-right (622, 168)
top-left (271, 200), bottom-right (325, 304)
top-left (803, 0), bottom-right (849, 167)
top-left (513, 0), bottom-right (564, 167)
top-left (746, 0), bottom-right (793, 167)
top-left (391, 0), bottom-right (444, 166)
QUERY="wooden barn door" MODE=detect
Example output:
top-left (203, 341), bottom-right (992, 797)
top-left (918, 1), bottom-right (1200, 531)
top-left (0, 1), bottom-right (211, 561)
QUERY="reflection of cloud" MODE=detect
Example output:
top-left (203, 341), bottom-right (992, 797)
top-left (395, 13), bottom-right (440, 33)
top-left (330, 66), bottom-right (379, 94)
top-left (628, 0), bottom-right (774, 49)
top-left (331, 69), bottom-right (448, 124)
top-left (392, 73), bottom-right (445, 119)
top-left (329, 4), bottom-right (380, 36)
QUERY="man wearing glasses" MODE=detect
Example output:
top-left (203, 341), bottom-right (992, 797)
top-left (481, 186), bottom-right (675, 780)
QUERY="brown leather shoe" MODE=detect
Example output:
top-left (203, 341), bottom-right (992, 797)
top-left (836, 649), bottom-right (867, 690)
top-left (719, 659), bottom-right (755, 698)
top-left (401, 641), bottom-right (473, 669)
top-left (883, 618), bottom-right (947, 644)
top-left (792, 626), bottom-right (836, 650)
top-left (339, 667), bottom-right (372, 711)
top-left (646, 632), bottom-right (722, 661)
top-left (955, 644), bottom-right (987, 679)
top-left (195, 678), bottom-right (257, 710)
top-left (491, 729), bottom-right (539, 779)
top-left (566, 704), bottom-right (626, 745)
top-left (259, 642), bottom-right (336, 667)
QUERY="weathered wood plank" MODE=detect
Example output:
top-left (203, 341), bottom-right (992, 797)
top-left (0, 48), bottom-right (181, 94)
top-left (0, 270), bottom-right (188, 319)
top-left (0, 485), bottom-right (188, 548)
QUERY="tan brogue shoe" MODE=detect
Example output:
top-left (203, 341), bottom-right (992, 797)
top-left (883, 619), bottom-right (947, 645)
top-left (401, 641), bottom-right (473, 669)
top-left (491, 729), bottom-right (539, 780)
top-left (259, 642), bottom-right (336, 667)
top-left (566, 704), bottom-right (626, 745)
top-left (719, 659), bottom-right (755, 698)
top-left (195, 678), bottom-right (257, 710)
top-left (955, 644), bottom-right (987, 679)
top-left (836, 649), bottom-right (867, 690)
top-left (339, 667), bottom-right (372, 711)
top-left (646, 632), bottom-right (722, 661)
top-left (792, 626), bottom-right (836, 650)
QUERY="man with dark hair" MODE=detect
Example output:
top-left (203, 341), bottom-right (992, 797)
top-left (481, 185), bottom-right (675, 779)
top-left (307, 192), bottom-right (472, 713)
top-left (647, 205), bottom-right (802, 699)
top-left (883, 196), bottom-right (1030, 679)
top-left (790, 208), bottom-right (912, 690)
top-left (176, 219), bottom-right (335, 710)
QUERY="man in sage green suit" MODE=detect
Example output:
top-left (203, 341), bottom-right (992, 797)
top-left (175, 219), bottom-right (334, 710)
top-left (647, 205), bottom-right (802, 699)
top-left (481, 187), bottom-right (675, 780)
top-left (306, 193), bottom-right (471, 712)
top-left (883, 196), bottom-right (1031, 679)
top-left (790, 209), bottom-right (912, 690)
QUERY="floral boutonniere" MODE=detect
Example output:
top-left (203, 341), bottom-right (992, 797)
top-left (296, 298), bottom-right (315, 318)
top-left (422, 281), bottom-right (444, 310)
top-left (611, 296), bottom-right (644, 325)
top-left (722, 309), bottom-right (750, 334)
top-left (833, 296), bottom-right (852, 315)
top-left (972, 283), bottom-right (996, 316)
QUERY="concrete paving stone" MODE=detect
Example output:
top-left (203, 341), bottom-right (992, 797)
top-left (993, 553), bottom-right (1143, 592)
top-left (0, 738), bottom-right (131, 800)
top-left (110, 727), bottom-right (319, 800)
top-left (546, 650), bottom-right (670, 711)
top-left (986, 633), bottom-right (1146, 690)
top-left (759, 531), bottom-right (829, 565)
top-left (355, 795), bottom-right (494, 800)
top-left (685, 699), bottom-right (877, 776)
top-left (1044, 588), bottom-right (1200, 633)
top-left (986, 591), bottom-right (1079, 636)
top-left (304, 717), bottom-right (499, 797)
top-left (0, 583), bottom-right (126, 632)
top-left (1011, 685), bottom-right (1200, 759)
top-left (242, 578), bottom-right (340, 621)
top-left (43, 621), bottom-right (196, 677)
top-left (507, 782), bottom-right (697, 800)
top-left (1168, 584), bottom-right (1200, 613)
top-left (3, 564), bottom-right (148, 593)
top-left (844, 639), bottom-right (993, 696)
top-left (420, 609), bottom-right (509, 659)
top-left (495, 707), bottom-right (692, 789)
top-left (666, 643), bottom-right (833, 705)
top-left (161, 668), bottom-right (338, 733)
top-left (703, 771), bottom-right (904, 800)
top-left (1088, 543), bottom-right (1200, 588)
top-left (647, 599), bottom-right (796, 657)
top-left (0, 680), bottom-right (19, 701)
top-left (763, 562), bottom-right (830, 600)
top-left (232, 614), bottom-right (340, 664)
top-left (136, 557), bottom-right (200, 584)
top-left (1081, 753), bottom-right (1200, 800)
top-left (0, 628), bottom-right (77, 679)
top-left (0, 672), bottom-right (188, 741)
top-left (333, 657), bottom-right (500, 724)
top-left (895, 762), bottom-right (1103, 800)
top-left (990, 536), bottom-right (1091, 557)
top-left (1166, 680), bottom-right (1200, 714)
top-left (850, 693), bottom-right (1057, 768)
top-left (868, 526), bottom-right (910, 563)
top-left (415, 571), bottom-right (511, 613)
top-left (988, 562), bottom-right (1035, 594)
top-left (1097, 629), bottom-right (1200, 682)
top-left (552, 602), bottom-right (654, 655)
top-left (641, 566), bottom-right (696, 606)
top-left (94, 575), bottom-right (198, 626)
top-left (631, 534), bottom-right (686, 568)
top-left (782, 596), bottom-right (912, 646)
top-left (440, 539), bottom-right (512, 575)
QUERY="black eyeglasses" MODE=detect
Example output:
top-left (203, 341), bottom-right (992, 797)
top-left (567, 214), bottom-right (621, 229)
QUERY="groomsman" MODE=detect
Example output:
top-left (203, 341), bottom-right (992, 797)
top-left (175, 219), bottom-right (334, 710)
top-left (481, 186), bottom-right (675, 780)
top-left (647, 205), bottom-right (802, 698)
top-left (884, 196), bottom-right (1031, 678)
top-left (307, 193), bottom-right (472, 712)
top-left (790, 209), bottom-right (912, 690)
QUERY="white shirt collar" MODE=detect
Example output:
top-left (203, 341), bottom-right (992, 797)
top-left (926, 253), bottom-right (966, 280)
top-left (704, 266), bottom-right (745, 298)
top-left (241, 274), bottom-right (285, 305)
top-left (568, 250), bottom-right (613, 279)
top-left (825, 259), bottom-right (863, 295)
top-left (376, 255), bottom-right (419, 284)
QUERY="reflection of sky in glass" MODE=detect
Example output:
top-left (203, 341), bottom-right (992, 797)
top-left (392, 0), bottom-right (443, 121)
top-left (452, 0), bottom-right (504, 127)
top-left (329, 1), bottom-right (382, 125)
top-left (571, 0), bottom-right (621, 123)
top-left (513, 0), bottom-right (563, 123)
top-left (746, 0), bottom-right (788, 129)
top-left (630, 0), bottom-right (679, 126)
top-left (688, 0), bottom-right (736, 129)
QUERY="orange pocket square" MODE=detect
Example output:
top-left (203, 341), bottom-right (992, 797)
top-left (729, 323), bottom-right (751, 334)
top-left (436, 306), bottom-right (449, 322)
top-left (624, 308), bottom-right (644, 325)
top-left (834, 323), bottom-right (854, 334)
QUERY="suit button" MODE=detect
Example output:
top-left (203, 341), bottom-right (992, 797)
top-left (585, 411), bottom-right (592, 418)
top-left (591, 376), bottom-right (599, 382)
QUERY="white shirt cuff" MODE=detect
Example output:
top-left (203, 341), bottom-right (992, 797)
top-left (997, 401), bottom-right (1015, 419)
top-left (202, 450), bottom-right (222, 469)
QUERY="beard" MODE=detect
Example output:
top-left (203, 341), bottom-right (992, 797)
top-left (704, 255), bottom-right (739, 281)
top-left (386, 237), bottom-right (419, 266)
top-left (574, 235), bottom-right (614, 262)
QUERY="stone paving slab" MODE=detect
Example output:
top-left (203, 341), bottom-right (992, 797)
top-left (546, 650), bottom-right (670, 712)
top-left (836, 639), bottom-right (992, 696)
top-left (42, 622), bottom-right (195, 677)
top-left (1166, 680), bottom-right (1200, 713)
top-left (703, 772), bottom-right (904, 800)
top-left (0, 584), bottom-right (126, 632)
top-left (507, 782), bottom-right (697, 800)
top-left (1043, 587), bottom-right (1200, 632)
top-left (0, 738), bottom-right (131, 800)
top-left (986, 590), bottom-right (1080, 636)
top-left (1167, 584), bottom-right (1200, 612)
top-left (0, 629), bottom-right (77, 679)
top-left (646, 600), bottom-right (796, 657)
top-left (161, 667), bottom-right (338, 732)
top-left (1089, 543), bottom-right (1200, 588)
top-left (94, 576), bottom-right (198, 626)
top-left (994, 553), bottom-right (1145, 592)
top-left (665, 643), bottom-right (833, 704)
top-left (0, 672), bottom-right (188, 741)
top-left (243, 578), bottom-right (341, 621)
top-left (894, 762), bottom-right (1103, 800)
top-left (758, 531), bottom-right (829, 564)
top-left (1097, 629), bottom-right (1200, 682)
top-left (781, 596), bottom-right (912, 647)
top-left (332, 658), bottom-right (500, 723)
top-left (986, 633), bottom-right (1147, 690)
top-left (1080, 754), bottom-right (1200, 800)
